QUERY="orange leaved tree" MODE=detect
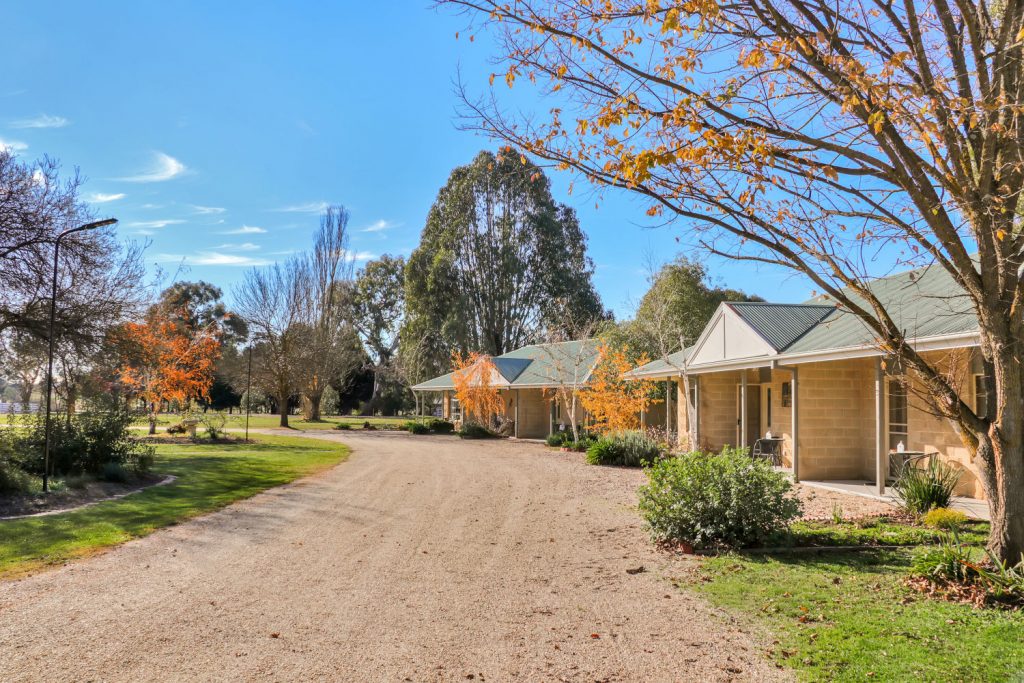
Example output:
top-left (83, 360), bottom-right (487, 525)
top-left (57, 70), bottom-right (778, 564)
top-left (119, 305), bottom-right (222, 434)
top-left (451, 351), bottom-right (503, 427)
top-left (581, 344), bottom-right (658, 435)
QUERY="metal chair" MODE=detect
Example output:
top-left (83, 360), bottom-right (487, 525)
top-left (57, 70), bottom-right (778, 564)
top-left (752, 438), bottom-right (782, 467)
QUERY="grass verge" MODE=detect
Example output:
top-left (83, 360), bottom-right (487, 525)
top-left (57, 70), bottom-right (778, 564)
top-left (0, 434), bottom-right (348, 578)
top-left (686, 548), bottom-right (1024, 681)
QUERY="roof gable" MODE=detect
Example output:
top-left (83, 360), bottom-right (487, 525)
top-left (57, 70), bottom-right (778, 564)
top-left (727, 302), bottom-right (834, 351)
top-left (686, 304), bottom-right (776, 366)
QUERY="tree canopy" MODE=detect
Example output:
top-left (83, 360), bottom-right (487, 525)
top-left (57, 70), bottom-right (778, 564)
top-left (404, 150), bottom-right (605, 378)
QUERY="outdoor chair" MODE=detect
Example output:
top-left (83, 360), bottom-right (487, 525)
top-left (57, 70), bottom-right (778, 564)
top-left (752, 438), bottom-right (783, 467)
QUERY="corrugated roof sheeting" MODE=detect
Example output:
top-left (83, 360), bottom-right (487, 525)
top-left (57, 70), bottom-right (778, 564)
top-left (727, 303), bottom-right (835, 351)
top-left (411, 339), bottom-right (603, 391)
top-left (787, 264), bottom-right (976, 354)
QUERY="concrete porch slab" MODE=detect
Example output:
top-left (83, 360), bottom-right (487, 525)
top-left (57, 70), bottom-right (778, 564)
top-left (798, 479), bottom-right (990, 520)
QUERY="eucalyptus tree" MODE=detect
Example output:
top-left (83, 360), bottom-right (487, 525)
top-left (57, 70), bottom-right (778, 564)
top-left (404, 150), bottom-right (604, 377)
top-left (349, 254), bottom-right (406, 414)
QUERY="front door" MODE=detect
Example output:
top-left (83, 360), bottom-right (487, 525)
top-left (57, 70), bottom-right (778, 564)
top-left (736, 384), bottom-right (762, 447)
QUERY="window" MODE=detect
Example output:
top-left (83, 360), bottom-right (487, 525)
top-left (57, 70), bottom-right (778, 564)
top-left (974, 375), bottom-right (989, 417)
top-left (888, 380), bottom-right (909, 452)
top-left (781, 382), bottom-right (792, 407)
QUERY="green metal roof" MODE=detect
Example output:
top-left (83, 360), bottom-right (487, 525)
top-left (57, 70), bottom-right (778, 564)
top-left (626, 347), bottom-right (690, 378)
top-left (785, 264), bottom-right (976, 355)
top-left (625, 261), bottom-right (979, 378)
top-left (411, 339), bottom-right (603, 391)
top-left (727, 302), bottom-right (835, 351)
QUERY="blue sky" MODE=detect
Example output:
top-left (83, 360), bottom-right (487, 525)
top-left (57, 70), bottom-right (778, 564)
top-left (1, 2), bottom-right (807, 318)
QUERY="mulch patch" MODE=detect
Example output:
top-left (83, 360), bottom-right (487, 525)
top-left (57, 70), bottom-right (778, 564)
top-left (0, 473), bottom-right (165, 519)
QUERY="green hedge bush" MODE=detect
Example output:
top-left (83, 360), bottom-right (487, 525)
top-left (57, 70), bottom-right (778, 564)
top-left (458, 422), bottom-right (495, 439)
top-left (405, 421), bottom-right (430, 435)
top-left (428, 418), bottom-right (455, 434)
top-left (585, 431), bottom-right (661, 467)
top-left (637, 448), bottom-right (802, 549)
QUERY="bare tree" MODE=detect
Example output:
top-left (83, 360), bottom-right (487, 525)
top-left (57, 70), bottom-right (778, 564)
top-left (234, 260), bottom-right (306, 428)
top-left (0, 150), bottom-right (145, 347)
top-left (295, 207), bottom-right (363, 421)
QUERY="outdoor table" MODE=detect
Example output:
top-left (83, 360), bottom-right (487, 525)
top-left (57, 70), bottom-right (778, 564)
top-left (886, 450), bottom-right (935, 482)
top-left (752, 437), bottom-right (784, 466)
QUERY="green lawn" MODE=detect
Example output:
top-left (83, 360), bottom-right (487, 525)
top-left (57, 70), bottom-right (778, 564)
top-left (686, 547), bottom-right (1024, 681)
top-left (0, 434), bottom-right (349, 578)
top-left (138, 413), bottom-right (408, 431)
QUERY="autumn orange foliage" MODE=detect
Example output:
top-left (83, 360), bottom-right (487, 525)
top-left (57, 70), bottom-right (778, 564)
top-left (451, 351), bottom-right (504, 425)
top-left (119, 305), bottom-right (222, 428)
top-left (580, 344), bottom-right (657, 434)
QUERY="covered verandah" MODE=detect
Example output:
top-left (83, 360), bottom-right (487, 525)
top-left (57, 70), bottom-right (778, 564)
top-left (410, 386), bottom-right (581, 440)
top-left (671, 355), bottom-right (903, 497)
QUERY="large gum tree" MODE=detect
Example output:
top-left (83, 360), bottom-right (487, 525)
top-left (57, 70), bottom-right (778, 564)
top-left (441, 0), bottom-right (1024, 560)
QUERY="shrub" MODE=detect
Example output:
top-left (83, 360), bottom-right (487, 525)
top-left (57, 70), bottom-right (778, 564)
top-left (199, 412), bottom-right (228, 440)
top-left (637, 448), bottom-right (803, 549)
top-left (100, 462), bottom-right (131, 484)
top-left (458, 422), bottom-right (495, 439)
top-left (406, 421), bottom-right (430, 435)
top-left (6, 399), bottom-right (154, 477)
top-left (585, 431), bottom-right (661, 467)
top-left (428, 418), bottom-right (455, 434)
top-left (546, 431), bottom-right (571, 447)
top-left (894, 458), bottom-right (960, 514)
top-left (166, 423), bottom-right (187, 435)
top-left (922, 507), bottom-right (968, 531)
top-left (334, 423), bottom-right (352, 430)
top-left (911, 533), bottom-right (1024, 605)
top-left (362, 421), bottom-right (377, 431)
top-left (911, 532), bottom-right (977, 583)
top-left (0, 460), bottom-right (36, 495)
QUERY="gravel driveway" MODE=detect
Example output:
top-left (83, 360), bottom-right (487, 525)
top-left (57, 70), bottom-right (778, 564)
top-left (0, 431), bottom-right (786, 682)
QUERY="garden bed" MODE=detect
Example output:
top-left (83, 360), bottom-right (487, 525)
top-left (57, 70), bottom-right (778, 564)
top-left (0, 473), bottom-right (171, 519)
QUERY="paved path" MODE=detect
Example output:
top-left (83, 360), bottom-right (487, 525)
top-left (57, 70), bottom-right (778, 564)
top-left (0, 431), bottom-right (785, 682)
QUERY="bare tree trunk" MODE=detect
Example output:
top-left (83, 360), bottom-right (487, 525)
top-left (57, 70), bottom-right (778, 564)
top-left (278, 391), bottom-right (290, 428)
top-left (148, 408), bottom-right (157, 435)
top-left (302, 393), bottom-right (322, 421)
top-left (982, 349), bottom-right (1024, 562)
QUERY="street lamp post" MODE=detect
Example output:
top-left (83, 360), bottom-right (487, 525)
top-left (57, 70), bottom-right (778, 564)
top-left (244, 343), bottom-right (253, 442)
top-left (42, 218), bottom-right (118, 492)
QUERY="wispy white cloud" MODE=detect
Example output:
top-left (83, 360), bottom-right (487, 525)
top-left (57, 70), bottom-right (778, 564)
top-left (128, 219), bottom-right (185, 231)
top-left (212, 242), bottom-right (261, 252)
top-left (361, 219), bottom-right (399, 233)
top-left (10, 114), bottom-right (69, 129)
top-left (0, 137), bottom-right (28, 153)
top-left (347, 250), bottom-right (375, 262)
top-left (274, 201), bottom-right (328, 214)
top-left (86, 192), bottom-right (126, 203)
top-left (191, 204), bottom-right (225, 215)
top-left (221, 225), bottom-right (267, 235)
top-left (118, 152), bottom-right (187, 183)
top-left (153, 251), bottom-right (271, 267)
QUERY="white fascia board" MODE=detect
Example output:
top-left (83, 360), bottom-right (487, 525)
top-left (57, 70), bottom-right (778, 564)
top-left (770, 331), bottom-right (981, 366)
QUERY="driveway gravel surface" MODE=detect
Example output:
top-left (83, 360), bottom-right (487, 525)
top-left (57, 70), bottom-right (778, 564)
top-left (0, 431), bottom-right (788, 682)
